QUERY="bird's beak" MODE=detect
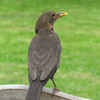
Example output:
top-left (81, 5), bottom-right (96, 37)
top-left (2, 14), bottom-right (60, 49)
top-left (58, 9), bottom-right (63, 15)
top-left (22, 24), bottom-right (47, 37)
top-left (57, 12), bottom-right (68, 18)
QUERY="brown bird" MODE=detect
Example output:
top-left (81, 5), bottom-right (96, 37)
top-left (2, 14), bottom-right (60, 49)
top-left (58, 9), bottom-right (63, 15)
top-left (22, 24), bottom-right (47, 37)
top-left (25, 11), bottom-right (68, 100)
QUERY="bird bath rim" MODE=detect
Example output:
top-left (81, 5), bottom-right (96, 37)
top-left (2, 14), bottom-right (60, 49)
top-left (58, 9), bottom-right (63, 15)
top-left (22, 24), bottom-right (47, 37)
top-left (0, 84), bottom-right (91, 100)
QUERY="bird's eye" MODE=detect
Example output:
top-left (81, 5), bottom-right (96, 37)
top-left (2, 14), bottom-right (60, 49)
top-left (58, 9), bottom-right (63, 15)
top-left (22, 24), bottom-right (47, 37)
top-left (52, 14), bottom-right (55, 17)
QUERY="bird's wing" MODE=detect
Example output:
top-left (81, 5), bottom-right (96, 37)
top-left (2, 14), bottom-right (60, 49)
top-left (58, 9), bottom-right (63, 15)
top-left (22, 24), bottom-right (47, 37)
top-left (28, 51), bottom-right (58, 81)
top-left (40, 54), bottom-right (58, 80)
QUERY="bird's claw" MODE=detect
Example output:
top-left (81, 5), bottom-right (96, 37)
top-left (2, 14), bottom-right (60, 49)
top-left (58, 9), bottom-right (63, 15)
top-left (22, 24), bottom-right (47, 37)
top-left (52, 87), bottom-right (60, 98)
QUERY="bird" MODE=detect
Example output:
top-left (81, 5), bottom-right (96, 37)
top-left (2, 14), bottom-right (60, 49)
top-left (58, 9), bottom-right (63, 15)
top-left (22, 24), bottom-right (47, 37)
top-left (25, 11), bottom-right (68, 100)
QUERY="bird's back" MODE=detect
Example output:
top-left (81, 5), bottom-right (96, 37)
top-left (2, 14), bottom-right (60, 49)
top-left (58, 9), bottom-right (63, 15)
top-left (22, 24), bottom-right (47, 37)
top-left (29, 30), bottom-right (61, 56)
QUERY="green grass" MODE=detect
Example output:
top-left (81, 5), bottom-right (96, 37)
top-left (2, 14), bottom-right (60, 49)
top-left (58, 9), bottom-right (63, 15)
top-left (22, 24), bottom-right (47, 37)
top-left (0, 0), bottom-right (100, 100)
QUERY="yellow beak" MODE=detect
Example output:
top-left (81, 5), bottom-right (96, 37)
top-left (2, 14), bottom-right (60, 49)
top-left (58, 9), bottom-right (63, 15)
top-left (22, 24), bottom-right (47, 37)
top-left (57, 12), bottom-right (68, 18)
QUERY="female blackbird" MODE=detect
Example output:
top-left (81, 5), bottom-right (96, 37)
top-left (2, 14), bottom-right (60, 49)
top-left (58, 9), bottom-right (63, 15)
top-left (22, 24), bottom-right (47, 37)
top-left (25, 11), bottom-right (68, 100)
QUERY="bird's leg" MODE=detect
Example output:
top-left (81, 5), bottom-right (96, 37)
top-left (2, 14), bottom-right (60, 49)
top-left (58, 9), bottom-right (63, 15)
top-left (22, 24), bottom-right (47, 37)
top-left (51, 76), bottom-right (57, 88)
top-left (51, 76), bottom-right (60, 97)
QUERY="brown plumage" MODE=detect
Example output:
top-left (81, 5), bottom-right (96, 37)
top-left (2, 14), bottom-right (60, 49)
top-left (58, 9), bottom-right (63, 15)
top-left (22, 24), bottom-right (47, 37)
top-left (25, 11), bottom-right (68, 100)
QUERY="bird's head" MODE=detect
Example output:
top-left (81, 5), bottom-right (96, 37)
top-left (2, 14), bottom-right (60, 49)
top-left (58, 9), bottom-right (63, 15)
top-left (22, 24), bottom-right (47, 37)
top-left (35, 11), bottom-right (68, 33)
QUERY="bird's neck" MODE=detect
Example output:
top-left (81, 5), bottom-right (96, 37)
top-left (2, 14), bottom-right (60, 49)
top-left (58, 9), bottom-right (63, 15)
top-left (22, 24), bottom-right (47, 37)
top-left (35, 22), bottom-right (54, 34)
top-left (44, 24), bottom-right (53, 31)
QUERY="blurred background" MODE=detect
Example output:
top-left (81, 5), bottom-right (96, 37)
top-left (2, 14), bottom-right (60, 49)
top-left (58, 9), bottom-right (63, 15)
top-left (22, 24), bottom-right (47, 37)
top-left (0, 0), bottom-right (100, 100)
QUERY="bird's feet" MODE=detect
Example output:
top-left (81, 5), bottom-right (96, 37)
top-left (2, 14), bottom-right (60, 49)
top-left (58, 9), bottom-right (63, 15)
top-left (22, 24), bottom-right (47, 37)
top-left (52, 87), bottom-right (60, 98)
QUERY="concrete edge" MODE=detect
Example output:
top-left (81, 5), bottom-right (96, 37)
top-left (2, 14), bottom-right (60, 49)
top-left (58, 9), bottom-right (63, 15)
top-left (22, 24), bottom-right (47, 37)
top-left (0, 84), bottom-right (91, 100)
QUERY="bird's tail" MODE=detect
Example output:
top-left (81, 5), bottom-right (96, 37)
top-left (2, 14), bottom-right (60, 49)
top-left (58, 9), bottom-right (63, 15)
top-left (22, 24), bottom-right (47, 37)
top-left (25, 80), bottom-right (43, 100)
